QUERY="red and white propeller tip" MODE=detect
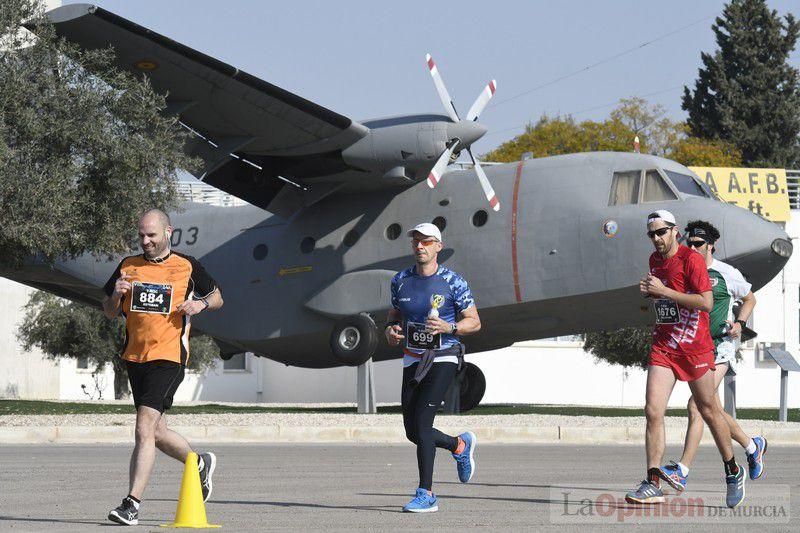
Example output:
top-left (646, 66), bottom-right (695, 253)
top-left (466, 80), bottom-right (497, 122)
top-left (426, 53), bottom-right (460, 123)
top-left (469, 150), bottom-right (500, 211)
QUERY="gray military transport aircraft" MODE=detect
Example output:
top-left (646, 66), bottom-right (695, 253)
top-left (6, 4), bottom-right (792, 409)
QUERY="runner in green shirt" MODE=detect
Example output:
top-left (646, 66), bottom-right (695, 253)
top-left (658, 220), bottom-right (767, 493)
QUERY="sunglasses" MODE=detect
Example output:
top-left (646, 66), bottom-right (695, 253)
top-left (687, 239), bottom-right (707, 248)
top-left (412, 238), bottom-right (438, 247)
top-left (647, 226), bottom-right (673, 239)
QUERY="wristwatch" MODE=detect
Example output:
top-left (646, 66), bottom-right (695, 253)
top-left (451, 323), bottom-right (458, 335)
top-left (735, 319), bottom-right (746, 327)
top-left (200, 298), bottom-right (209, 310)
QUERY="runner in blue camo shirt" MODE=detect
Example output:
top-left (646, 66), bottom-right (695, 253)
top-left (384, 222), bottom-right (482, 514)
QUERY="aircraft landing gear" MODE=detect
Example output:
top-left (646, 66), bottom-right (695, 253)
top-left (329, 313), bottom-right (378, 366)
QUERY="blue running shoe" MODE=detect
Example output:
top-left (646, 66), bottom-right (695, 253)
top-left (747, 436), bottom-right (767, 480)
top-left (452, 431), bottom-right (476, 483)
top-left (726, 464), bottom-right (746, 508)
top-left (658, 461), bottom-right (687, 492)
top-left (625, 480), bottom-right (664, 504)
top-left (403, 488), bottom-right (438, 513)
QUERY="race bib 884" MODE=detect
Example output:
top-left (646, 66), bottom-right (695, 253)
top-left (130, 281), bottom-right (173, 315)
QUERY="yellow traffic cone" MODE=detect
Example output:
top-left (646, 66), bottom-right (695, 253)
top-left (161, 452), bottom-right (220, 529)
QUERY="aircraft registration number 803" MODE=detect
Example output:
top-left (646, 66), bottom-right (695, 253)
top-left (406, 321), bottom-right (441, 350)
top-left (130, 281), bottom-right (173, 315)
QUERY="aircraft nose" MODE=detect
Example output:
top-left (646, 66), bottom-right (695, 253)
top-left (446, 120), bottom-right (488, 148)
top-left (720, 206), bottom-right (792, 291)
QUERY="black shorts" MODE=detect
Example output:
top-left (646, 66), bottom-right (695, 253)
top-left (126, 360), bottom-right (185, 413)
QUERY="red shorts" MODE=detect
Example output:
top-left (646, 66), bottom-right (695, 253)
top-left (649, 346), bottom-right (715, 382)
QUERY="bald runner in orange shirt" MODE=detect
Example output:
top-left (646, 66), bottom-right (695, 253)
top-left (102, 209), bottom-right (223, 526)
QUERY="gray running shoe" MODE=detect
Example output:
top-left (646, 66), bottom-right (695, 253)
top-left (625, 480), bottom-right (664, 504)
top-left (199, 452), bottom-right (217, 503)
top-left (108, 497), bottom-right (138, 526)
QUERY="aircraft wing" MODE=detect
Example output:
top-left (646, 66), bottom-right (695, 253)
top-left (38, 4), bottom-right (370, 217)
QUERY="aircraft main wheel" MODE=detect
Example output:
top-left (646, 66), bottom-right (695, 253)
top-left (459, 362), bottom-right (486, 412)
top-left (330, 313), bottom-right (378, 366)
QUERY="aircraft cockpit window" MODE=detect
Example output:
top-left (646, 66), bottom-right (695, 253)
top-left (609, 170), bottom-right (641, 205)
top-left (664, 170), bottom-right (708, 197)
top-left (642, 170), bottom-right (678, 202)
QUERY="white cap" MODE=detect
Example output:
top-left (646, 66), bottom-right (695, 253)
top-left (646, 209), bottom-right (676, 226)
top-left (407, 222), bottom-right (442, 241)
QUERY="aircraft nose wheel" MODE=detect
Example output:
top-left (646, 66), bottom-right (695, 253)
top-left (338, 327), bottom-right (361, 350)
top-left (330, 313), bottom-right (378, 366)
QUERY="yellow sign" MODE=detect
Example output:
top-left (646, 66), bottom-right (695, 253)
top-left (689, 167), bottom-right (790, 222)
top-left (278, 266), bottom-right (312, 277)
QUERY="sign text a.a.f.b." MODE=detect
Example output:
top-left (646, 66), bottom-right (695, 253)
top-left (689, 167), bottom-right (790, 222)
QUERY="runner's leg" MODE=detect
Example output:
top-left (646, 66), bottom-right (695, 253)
top-left (680, 395), bottom-right (703, 467)
top-left (154, 414), bottom-right (192, 462)
top-left (401, 364), bottom-right (419, 445)
top-left (412, 363), bottom-right (459, 491)
top-left (129, 405), bottom-right (161, 499)
top-left (646, 365), bottom-right (677, 470)
top-left (688, 370), bottom-right (734, 461)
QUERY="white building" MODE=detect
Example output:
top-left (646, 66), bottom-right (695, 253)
top-left (2, 176), bottom-right (800, 409)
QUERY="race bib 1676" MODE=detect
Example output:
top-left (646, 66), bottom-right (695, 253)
top-left (653, 298), bottom-right (679, 324)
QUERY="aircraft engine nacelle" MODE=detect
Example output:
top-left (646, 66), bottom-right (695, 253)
top-left (341, 119), bottom-right (449, 182)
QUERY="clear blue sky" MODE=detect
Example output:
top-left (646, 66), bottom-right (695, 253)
top-left (63, 0), bottom-right (799, 156)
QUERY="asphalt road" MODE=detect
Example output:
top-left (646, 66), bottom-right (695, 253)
top-left (0, 443), bottom-right (797, 531)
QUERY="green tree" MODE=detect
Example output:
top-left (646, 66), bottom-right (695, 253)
top-left (583, 327), bottom-right (652, 369)
top-left (682, 0), bottom-right (800, 167)
top-left (670, 136), bottom-right (743, 167)
top-left (485, 98), bottom-right (742, 169)
top-left (17, 291), bottom-right (220, 399)
top-left (483, 114), bottom-right (637, 162)
top-left (0, 0), bottom-right (195, 268)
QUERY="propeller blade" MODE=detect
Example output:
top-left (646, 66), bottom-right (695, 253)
top-left (425, 53), bottom-right (460, 123)
top-left (468, 149), bottom-right (500, 211)
top-left (465, 80), bottom-right (497, 122)
top-left (427, 141), bottom-right (460, 188)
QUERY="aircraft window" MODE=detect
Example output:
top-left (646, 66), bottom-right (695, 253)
top-left (472, 210), bottom-right (488, 227)
top-left (609, 170), bottom-right (641, 205)
top-left (642, 170), bottom-right (677, 202)
top-left (432, 216), bottom-right (447, 232)
top-left (343, 229), bottom-right (360, 247)
top-left (300, 237), bottom-right (316, 254)
top-left (664, 170), bottom-right (707, 197)
top-left (386, 223), bottom-right (401, 240)
top-left (252, 244), bottom-right (269, 260)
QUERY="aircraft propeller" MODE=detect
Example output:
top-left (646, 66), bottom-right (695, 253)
top-left (425, 53), bottom-right (500, 211)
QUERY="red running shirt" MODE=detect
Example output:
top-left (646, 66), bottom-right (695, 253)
top-left (648, 245), bottom-right (713, 356)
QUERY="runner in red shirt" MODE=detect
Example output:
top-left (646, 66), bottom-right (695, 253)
top-left (625, 210), bottom-right (745, 509)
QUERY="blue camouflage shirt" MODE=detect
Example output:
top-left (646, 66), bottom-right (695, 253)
top-left (391, 265), bottom-right (475, 365)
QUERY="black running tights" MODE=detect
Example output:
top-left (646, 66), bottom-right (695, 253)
top-left (401, 361), bottom-right (459, 491)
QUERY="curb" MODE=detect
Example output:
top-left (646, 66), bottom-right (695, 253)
top-left (2, 424), bottom-right (799, 445)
